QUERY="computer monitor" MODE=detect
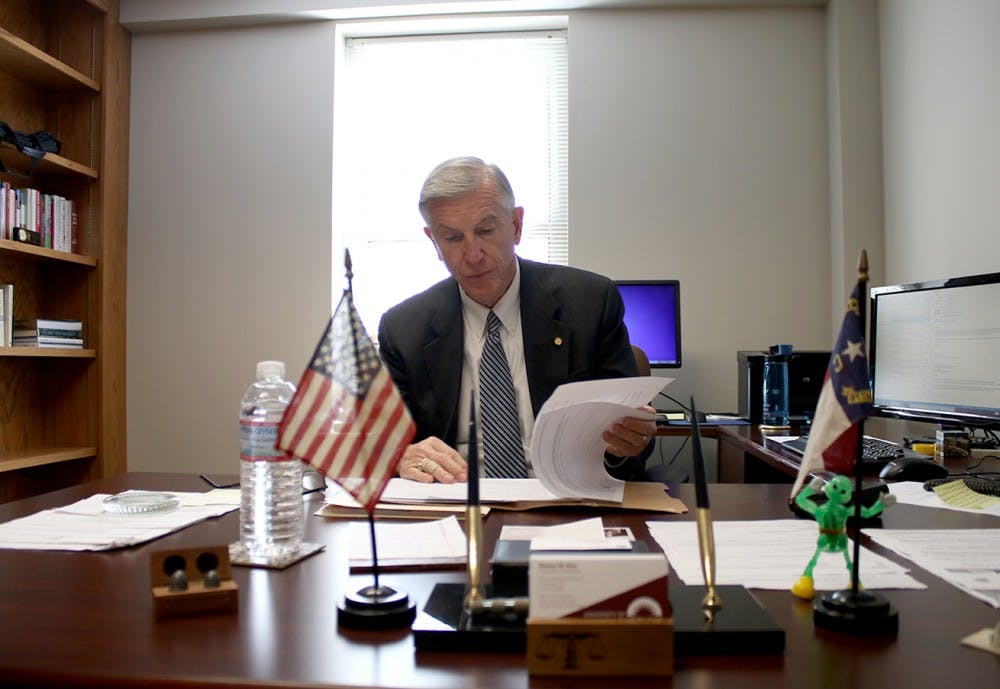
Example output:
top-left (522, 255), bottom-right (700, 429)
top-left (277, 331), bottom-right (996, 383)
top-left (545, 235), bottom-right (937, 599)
top-left (613, 280), bottom-right (681, 368)
top-left (869, 271), bottom-right (1000, 430)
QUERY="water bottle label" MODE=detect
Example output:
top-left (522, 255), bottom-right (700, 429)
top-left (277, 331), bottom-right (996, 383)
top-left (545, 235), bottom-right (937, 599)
top-left (240, 420), bottom-right (292, 462)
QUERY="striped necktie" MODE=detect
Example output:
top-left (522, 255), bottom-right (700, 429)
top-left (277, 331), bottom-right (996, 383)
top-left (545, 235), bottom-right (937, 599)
top-left (479, 311), bottom-right (527, 478)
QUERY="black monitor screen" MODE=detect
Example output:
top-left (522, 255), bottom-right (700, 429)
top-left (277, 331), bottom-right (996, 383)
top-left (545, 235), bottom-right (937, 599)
top-left (614, 280), bottom-right (681, 368)
top-left (870, 271), bottom-right (1000, 430)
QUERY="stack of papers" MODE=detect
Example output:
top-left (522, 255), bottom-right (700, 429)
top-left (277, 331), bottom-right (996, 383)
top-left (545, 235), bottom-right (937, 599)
top-left (0, 490), bottom-right (240, 551)
top-left (376, 477), bottom-right (686, 513)
top-left (530, 377), bottom-right (667, 502)
top-left (348, 515), bottom-right (467, 570)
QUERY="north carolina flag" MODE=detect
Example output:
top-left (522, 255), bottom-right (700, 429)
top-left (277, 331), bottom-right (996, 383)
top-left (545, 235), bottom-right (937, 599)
top-left (790, 281), bottom-right (873, 496)
top-left (278, 291), bottom-right (415, 513)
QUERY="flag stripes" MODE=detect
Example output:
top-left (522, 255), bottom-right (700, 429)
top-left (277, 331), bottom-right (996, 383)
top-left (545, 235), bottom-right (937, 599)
top-left (278, 291), bottom-right (415, 513)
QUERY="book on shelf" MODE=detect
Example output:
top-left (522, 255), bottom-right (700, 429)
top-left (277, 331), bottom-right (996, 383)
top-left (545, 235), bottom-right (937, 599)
top-left (12, 318), bottom-right (84, 348)
top-left (1, 285), bottom-right (12, 346)
top-left (14, 318), bottom-right (83, 332)
top-left (13, 336), bottom-right (84, 349)
top-left (0, 182), bottom-right (77, 252)
top-left (0, 283), bottom-right (5, 347)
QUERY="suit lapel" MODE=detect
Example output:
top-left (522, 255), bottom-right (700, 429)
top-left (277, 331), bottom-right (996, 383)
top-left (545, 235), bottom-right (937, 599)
top-left (519, 259), bottom-right (571, 416)
top-left (423, 283), bottom-right (464, 443)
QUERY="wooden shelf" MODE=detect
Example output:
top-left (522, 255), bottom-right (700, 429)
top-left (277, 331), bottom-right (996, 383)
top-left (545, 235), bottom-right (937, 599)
top-left (0, 239), bottom-right (97, 266)
top-left (0, 0), bottom-right (128, 504)
top-left (0, 347), bottom-right (95, 358)
top-left (0, 26), bottom-right (100, 92)
top-left (0, 141), bottom-right (99, 179)
top-left (0, 447), bottom-right (97, 473)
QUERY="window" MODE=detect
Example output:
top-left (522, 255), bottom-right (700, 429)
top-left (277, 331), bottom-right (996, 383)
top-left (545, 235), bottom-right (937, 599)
top-left (333, 26), bottom-right (568, 335)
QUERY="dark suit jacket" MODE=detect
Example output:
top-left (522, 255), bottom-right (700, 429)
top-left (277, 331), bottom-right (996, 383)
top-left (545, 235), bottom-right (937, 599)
top-left (377, 258), bottom-right (651, 480)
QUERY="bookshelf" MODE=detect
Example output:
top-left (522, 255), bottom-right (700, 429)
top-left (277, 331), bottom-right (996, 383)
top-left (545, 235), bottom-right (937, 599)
top-left (0, 0), bottom-right (129, 503)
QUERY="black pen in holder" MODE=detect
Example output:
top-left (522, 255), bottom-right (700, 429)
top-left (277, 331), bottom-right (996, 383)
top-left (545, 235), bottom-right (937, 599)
top-left (690, 397), bottom-right (722, 617)
top-left (465, 392), bottom-right (485, 610)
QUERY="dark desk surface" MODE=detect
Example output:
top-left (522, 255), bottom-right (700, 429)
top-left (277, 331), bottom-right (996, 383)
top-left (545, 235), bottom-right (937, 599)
top-left (1, 473), bottom-right (998, 688)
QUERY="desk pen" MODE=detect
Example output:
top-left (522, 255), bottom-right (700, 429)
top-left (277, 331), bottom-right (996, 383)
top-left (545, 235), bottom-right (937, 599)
top-left (690, 397), bottom-right (722, 616)
top-left (464, 393), bottom-right (485, 609)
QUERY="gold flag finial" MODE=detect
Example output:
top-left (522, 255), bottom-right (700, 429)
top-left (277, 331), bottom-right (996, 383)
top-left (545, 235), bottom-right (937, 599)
top-left (857, 250), bottom-right (869, 283)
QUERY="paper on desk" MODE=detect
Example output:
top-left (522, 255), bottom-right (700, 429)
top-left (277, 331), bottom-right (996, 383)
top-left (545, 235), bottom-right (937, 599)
top-left (500, 516), bottom-right (606, 541)
top-left (888, 481), bottom-right (1000, 516)
top-left (348, 515), bottom-right (466, 568)
top-left (496, 516), bottom-right (630, 550)
top-left (647, 519), bottom-right (923, 591)
top-left (0, 491), bottom-right (240, 551)
top-left (531, 377), bottom-right (668, 502)
top-left (865, 528), bottom-right (1000, 608)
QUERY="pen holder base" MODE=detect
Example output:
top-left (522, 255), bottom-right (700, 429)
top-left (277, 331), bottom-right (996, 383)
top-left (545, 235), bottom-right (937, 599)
top-left (150, 545), bottom-right (238, 619)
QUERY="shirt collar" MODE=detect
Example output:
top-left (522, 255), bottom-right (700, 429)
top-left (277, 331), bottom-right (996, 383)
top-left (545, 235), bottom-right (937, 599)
top-left (460, 259), bottom-right (521, 342)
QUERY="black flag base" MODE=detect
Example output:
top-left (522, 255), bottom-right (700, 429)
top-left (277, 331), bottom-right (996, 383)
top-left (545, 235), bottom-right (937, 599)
top-left (813, 589), bottom-right (898, 636)
top-left (338, 583), bottom-right (416, 630)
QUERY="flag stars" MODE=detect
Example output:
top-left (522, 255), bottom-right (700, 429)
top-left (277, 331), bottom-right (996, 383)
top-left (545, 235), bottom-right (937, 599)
top-left (841, 339), bottom-right (864, 363)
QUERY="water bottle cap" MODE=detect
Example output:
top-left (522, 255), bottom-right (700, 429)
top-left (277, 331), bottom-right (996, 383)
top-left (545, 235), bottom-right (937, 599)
top-left (256, 360), bottom-right (285, 378)
top-left (769, 344), bottom-right (793, 356)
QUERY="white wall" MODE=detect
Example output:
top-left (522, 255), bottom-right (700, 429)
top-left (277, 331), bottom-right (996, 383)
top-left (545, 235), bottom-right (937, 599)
top-left (568, 6), bottom-right (831, 414)
top-left (124, 2), bottom-right (872, 477)
top-left (880, 0), bottom-right (1000, 284)
top-left (127, 22), bottom-right (334, 475)
top-left (867, 0), bottom-right (1000, 443)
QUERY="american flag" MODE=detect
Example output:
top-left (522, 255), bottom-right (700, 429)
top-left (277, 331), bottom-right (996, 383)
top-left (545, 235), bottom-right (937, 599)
top-left (790, 281), bottom-right (873, 496)
top-left (278, 291), bottom-right (415, 513)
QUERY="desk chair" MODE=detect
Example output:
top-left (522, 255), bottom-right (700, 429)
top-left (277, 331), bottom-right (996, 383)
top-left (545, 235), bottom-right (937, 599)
top-left (631, 345), bottom-right (689, 484)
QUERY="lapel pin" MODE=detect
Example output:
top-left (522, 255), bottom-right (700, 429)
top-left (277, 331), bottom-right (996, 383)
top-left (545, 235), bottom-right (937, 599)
top-left (553, 337), bottom-right (563, 347)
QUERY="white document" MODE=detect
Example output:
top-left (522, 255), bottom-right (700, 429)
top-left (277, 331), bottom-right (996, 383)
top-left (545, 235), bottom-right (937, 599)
top-left (646, 519), bottom-right (924, 592)
top-left (500, 516), bottom-right (606, 541)
top-left (865, 528), bottom-right (1000, 608)
top-left (495, 516), bottom-right (632, 550)
top-left (888, 481), bottom-right (1000, 516)
top-left (0, 491), bottom-right (240, 551)
top-left (347, 515), bottom-right (467, 568)
top-left (379, 477), bottom-right (565, 504)
top-left (531, 377), bottom-right (668, 502)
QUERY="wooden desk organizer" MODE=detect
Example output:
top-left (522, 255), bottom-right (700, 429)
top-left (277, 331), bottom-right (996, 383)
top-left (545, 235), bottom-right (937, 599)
top-left (526, 617), bottom-right (673, 676)
top-left (150, 545), bottom-right (238, 619)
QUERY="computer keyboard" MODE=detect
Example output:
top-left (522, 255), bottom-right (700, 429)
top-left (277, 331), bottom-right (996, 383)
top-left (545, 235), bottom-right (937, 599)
top-left (861, 436), bottom-right (907, 463)
top-left (781, 434), bottom-right (905, 465)
top-left (923, 476), bottom-right (1000, 497)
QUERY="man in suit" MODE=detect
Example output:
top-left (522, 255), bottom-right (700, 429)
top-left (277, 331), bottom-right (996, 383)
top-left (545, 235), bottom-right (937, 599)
top-left (378, 157), bottom-right (656, 484)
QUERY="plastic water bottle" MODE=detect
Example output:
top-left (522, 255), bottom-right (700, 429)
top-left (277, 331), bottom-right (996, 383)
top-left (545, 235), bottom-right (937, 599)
top-left (239, 360), bottom-right (303, 561)
top-left (761, 344), bottom-right (792, 427)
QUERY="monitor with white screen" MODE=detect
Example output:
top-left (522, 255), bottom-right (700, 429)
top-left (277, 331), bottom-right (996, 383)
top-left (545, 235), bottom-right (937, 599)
top-left (613, 280), bottom-right (681, 368)
top-left (869, 272), bottom-right (1000, 430)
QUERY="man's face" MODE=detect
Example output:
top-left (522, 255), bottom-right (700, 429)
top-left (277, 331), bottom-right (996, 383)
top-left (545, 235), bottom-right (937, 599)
top-left (423, 181), bottom-right (523, 308)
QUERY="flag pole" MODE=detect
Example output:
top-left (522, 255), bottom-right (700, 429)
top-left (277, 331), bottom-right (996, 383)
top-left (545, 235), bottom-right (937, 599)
top-left (850, 250), bottom-right (868, 595)
top-left (345, 248), bottom-right (381, 592)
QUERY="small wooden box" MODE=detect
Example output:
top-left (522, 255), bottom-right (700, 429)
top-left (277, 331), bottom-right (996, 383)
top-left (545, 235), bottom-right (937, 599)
top-left (150, 545), bottom-right (238, 619)
top-left (526, 617), bottom-right (673, 676)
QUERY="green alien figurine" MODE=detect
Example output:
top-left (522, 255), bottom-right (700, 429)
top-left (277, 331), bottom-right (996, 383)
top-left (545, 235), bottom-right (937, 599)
top-left (791, 475), bottom-right (895, 600)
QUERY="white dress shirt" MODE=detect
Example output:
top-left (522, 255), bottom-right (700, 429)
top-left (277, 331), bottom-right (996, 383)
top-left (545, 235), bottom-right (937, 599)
top-left (455, 261), bottom-right (535, 475)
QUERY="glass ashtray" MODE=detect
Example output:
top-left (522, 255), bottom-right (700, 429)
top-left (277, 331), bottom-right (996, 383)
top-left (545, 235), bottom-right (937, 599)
top-left (102, 491), bottom-right (180, 515)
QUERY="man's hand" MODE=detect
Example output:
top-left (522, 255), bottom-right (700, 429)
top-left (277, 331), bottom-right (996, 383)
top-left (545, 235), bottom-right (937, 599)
top-left (603, 405), bottom-right (657, 458)
top-left (397, 437), bottom-right (468, 484)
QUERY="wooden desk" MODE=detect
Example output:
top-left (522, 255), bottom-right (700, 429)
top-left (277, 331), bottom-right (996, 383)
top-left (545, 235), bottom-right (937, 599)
top-left (716, 425), bottom-right (805, 483)
top-left (1, 473), bottom-right (998, 688)
top-left (715, 426), bottom-right (968, 484)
